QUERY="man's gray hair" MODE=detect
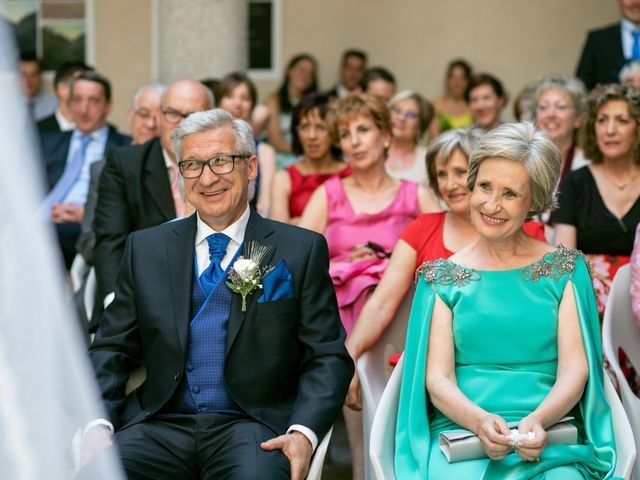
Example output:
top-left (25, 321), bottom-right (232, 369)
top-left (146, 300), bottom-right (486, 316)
top-left (131, 83), bottom-right (166, 107)
top-left (172, 108), bottom-right (256, 163)
top-left (467, 122), bottom-right (561, 216)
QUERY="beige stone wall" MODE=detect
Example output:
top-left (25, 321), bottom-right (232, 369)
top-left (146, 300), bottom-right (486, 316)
top-left (94, 0), bottom-right (621, 130)
top-left (94, 0), bottom-right (152, 132)
top-left (254, 0), bottom-right (620, 118)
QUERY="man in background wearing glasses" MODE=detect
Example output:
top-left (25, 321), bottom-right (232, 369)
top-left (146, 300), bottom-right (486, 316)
top-left (84, 109), bottom-right (352, 479)
top-left (91, 79), bottom-right (213, 332)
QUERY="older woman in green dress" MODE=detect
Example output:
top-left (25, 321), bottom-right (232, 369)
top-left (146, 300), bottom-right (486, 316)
top-left (396, 122), bottom-right (617, 479)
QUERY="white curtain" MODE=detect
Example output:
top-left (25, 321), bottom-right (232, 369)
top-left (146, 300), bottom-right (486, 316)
top-left (0, 13), bottom-right (124, 480)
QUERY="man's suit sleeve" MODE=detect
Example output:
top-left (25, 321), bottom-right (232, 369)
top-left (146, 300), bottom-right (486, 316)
top-left (76, 160), bottom-right (104, 264)
top-left (287, 233), bottom-right (354, 438)
top-left (576, 32), bottom-right (597, 91)
top-left (89, 233), bottom-right (143, 427)
top-left (93, 149), bottom-right (131, 304)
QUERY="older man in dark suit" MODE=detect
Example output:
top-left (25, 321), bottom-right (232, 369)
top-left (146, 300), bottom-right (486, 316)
top-left (576, 0), bottom-right (640, 90)
top-left (85, 109), bottom-right (353, 479)
top-left (40, 70), bottom-right (130, 268)
top-left (91, 79), bottom-right (213, 330)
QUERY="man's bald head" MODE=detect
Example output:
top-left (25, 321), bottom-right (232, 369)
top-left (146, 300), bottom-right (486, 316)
top-left (159, 79), bottom-right (214, 158)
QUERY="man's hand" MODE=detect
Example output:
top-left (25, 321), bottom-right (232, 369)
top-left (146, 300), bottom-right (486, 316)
top-left (50, 203), bottom-right (84, 223)
top-left (260, 431), bottom-right (313, 480)
top-left (345, 371), bottom-right (362, 410)
top-left (80, 425), bottom-right (113, 467)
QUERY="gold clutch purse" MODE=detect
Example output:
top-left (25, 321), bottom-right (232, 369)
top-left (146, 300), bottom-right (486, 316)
top-left (439, 417), bottom-right (578, 463)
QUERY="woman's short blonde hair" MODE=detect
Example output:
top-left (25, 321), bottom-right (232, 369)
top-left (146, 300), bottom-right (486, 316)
top-left (467, 122), bottom-right (561, 216)
top-left (327, 93), bottom-right (391, 145)
top-left (582, 83), bottom-right (640, 164)
top-left (426, 127), bottom-right (484, 196)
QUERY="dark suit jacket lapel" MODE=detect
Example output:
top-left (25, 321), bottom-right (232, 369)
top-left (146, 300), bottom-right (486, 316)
top-left (166, 215), bottom-right (197, 354)
top-left (143, 138), bottom-right (176, 221)
top-left (226, 209), bottom-right (276, 353)
top-left (44, 131), bottom-right (72, 189)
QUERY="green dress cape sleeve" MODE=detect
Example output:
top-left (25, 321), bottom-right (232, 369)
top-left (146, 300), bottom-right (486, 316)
top-left (394, 254), bottom-right (618, 479)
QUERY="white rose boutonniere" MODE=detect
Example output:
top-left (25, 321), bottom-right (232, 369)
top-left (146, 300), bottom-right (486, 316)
top-left (227, 241), bottom-right (273, 311)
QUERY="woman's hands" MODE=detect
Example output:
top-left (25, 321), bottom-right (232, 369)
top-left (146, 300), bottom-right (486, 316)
top-left (345, 371), bottom-right (362, 410)
top-left (514, 415), bottom-right (547, 462)
top-left (476, 413), bottom-right (513, 461)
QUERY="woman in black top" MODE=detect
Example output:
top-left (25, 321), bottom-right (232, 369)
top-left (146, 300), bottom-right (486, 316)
top-left (553, 83), bottom-right (640, 314)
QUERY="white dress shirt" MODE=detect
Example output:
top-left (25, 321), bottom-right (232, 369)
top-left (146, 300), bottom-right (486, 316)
top-left (55, 108), bottom-right (75, 132)
top-left (90, 205), bottom-right (318, 452)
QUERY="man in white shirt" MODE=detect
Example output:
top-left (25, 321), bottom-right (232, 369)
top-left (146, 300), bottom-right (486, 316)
top-left (326, 49), bottom-right (367, 99)
top-left (37, 60), bottom-right (92, 133)
top-left (40, 70), bottom-right (130, 267)
top-left (84, 109), bottom-right (352, 479)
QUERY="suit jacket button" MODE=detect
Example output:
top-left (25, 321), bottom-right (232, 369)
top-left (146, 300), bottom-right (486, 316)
top-left (192, 386), bottom-right (200, 394)
top-left (173, 372), bottom-right (180, 381)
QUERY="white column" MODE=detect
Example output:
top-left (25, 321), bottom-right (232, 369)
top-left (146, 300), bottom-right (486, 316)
top-left (155, 0), bottom-right (247, 83)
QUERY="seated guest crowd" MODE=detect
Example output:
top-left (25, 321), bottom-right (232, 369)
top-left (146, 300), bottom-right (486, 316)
top-left (29, 3), bottom-right (640, 474)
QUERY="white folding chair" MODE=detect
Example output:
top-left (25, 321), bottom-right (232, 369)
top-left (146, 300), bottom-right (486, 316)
top-left (84, 267), bottom-right (97, 323)
top-left (603, 264), bottom-right (640, 479)
top-left (306, 427), bottom-right (332, 480)
top-left (369, 355), bottom-right (635, 479)
top-left (357, 286), bottom-right (414, 480)
top-left (69, 254), bottom-right (89, 293)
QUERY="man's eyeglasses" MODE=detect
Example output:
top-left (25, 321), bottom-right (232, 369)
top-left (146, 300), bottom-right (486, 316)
top-left (161, 108), bottom-right (193, 124)
top-left (178, 154), bottom-right (250, 178)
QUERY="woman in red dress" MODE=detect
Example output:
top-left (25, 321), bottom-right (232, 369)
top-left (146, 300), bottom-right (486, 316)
top-left (270, 93), bottom-right (350, 224)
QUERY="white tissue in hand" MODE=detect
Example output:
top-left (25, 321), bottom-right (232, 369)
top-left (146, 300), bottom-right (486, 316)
top-left (506, 429), bottom-right (535, 442)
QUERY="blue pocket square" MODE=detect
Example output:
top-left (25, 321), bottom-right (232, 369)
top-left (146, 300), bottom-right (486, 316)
top-left (258, 260), bottom-right (294, 303)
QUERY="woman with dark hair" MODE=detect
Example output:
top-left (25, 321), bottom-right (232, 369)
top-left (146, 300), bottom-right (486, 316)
top-left (265, 53), bottom-right (318, 169)
top-left (270, 93), bottom-right (351, 224)
top-left (430, 59), bottom-right (474, 136)
top-left (215, 72), bottom-right (276, 216)
top-left (554, 83), bottom-right (640, 314)
top-left (466, 73), bottom-right (507, 131)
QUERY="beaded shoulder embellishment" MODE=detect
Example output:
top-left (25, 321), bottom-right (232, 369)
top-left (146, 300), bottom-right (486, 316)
top-left (416, 258), bottom-right (481, 287)
top-left (520, 244), bottom-right (590, 282)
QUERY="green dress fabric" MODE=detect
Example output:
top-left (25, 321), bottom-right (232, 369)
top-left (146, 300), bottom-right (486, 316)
top-left (395, 245), bottom-right (618, 479)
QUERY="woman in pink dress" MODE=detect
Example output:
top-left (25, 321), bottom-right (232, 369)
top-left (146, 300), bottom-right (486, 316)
top-left (299, 93), bottom-right (440, 479)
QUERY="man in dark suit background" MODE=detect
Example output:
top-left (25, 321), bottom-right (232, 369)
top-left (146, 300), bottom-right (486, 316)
top-left (40, 70), bottom-right (130, 268)
top-left (84, 109), bottom-right (353, 479)
top-left (37, 61), bottom-right (92, 133)
top-left (576, 0), bottom-right (640, 90)
top-left (326, 49), bottom-right (367, 100)
top-left (75, 83), bottom-right (166, 265)
top-left (91, 79), bottom-right (213, 331)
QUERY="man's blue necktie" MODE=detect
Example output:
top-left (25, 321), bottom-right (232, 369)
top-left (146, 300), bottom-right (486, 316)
top-left (632, 30), bottom-right (640, 60)
top-left (200, 233), bottom-right (231, 296)
top-left (43, 134), bottom-right (92, 210)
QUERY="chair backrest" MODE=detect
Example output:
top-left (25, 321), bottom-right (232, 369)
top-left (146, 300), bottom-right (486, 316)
top-left (69, 254), bottom-right (89, 294)
top-left (369, 355), bottom-right (404, 480)
top-left (603, 367), bottom-right (637, 479)
top-left (602, 264), bottom-right (640, 479)
top-left (358, 286), bottom-right (414, 480)
top-left (305, 426), bottom-right (333, 480)
top-left (83, 267), bottom-right (97, 322)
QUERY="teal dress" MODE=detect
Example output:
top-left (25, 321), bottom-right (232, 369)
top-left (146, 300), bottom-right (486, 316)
top-left (395, 245), bottom-right (618, 479)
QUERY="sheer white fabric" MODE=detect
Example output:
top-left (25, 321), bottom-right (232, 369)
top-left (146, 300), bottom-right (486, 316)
top-left (0, 18), bottom-right (124, 480)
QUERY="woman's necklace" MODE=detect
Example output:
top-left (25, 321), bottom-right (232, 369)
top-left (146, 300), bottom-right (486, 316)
top-left (603, 165), bottom-right (639, 190)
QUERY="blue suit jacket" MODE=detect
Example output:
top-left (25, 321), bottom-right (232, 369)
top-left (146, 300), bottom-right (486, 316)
top-left (39, 125), bottom-right (131, 192)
